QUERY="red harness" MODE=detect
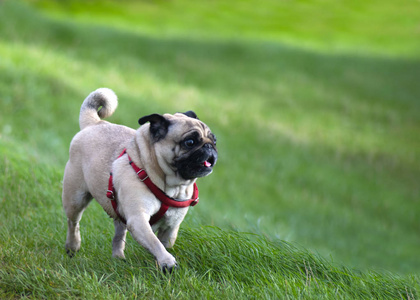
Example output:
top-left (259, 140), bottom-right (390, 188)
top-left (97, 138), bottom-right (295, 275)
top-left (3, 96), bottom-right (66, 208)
top-left (106, 149), bottom-right (199, 226)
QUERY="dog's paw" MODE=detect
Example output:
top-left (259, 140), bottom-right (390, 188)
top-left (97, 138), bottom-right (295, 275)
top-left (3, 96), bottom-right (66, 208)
top-left (112, 252), bottom-right (126, 260)
top-left (161, 262), bottom-right (179, 274)
top-left (157, 255), bottom-right (178, 273)
top-left (66, 248), bottom-right (78, 258)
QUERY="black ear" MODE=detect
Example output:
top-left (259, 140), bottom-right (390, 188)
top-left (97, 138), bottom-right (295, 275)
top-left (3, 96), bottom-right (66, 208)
top-left (183, 110), bottom-right (199, 119)
top-left (138, 114), bottom-right (170, 142)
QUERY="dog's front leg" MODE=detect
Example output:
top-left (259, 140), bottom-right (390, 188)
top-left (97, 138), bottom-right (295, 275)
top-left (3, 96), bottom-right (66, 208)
top-left (127, 213), bottom-right (177, 272)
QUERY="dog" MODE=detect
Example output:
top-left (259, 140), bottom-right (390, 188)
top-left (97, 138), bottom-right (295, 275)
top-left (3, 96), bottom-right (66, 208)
top-left (62, 88), bottom-right (217, 272)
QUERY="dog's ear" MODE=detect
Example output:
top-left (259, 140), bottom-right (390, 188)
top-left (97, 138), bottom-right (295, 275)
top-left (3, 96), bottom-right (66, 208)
top-left (182, 110), bottom-right (199, 119)
top-left (138, 114), bottom-right (170, 142)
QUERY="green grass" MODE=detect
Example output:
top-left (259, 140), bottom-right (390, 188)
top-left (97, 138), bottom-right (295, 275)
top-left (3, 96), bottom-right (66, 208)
top-left (1, 0), bottom-right (420, 298)
top-left (1, 146), bottom-right (419, 298)
top-left (29, 0), bottom-right (420, 57)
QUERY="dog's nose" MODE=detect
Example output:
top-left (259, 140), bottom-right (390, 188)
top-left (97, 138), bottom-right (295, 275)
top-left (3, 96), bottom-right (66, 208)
top-left (204, 143), bottom-right (215, 149)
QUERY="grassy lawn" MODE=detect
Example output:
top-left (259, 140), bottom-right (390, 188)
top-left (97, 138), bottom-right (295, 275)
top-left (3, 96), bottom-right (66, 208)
top-left (1, 0), bottom-right (420, 298)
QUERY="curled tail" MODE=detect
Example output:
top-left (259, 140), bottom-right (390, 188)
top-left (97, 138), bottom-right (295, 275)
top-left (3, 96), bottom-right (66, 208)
top-left (79, 88), bottom-right (118, 130)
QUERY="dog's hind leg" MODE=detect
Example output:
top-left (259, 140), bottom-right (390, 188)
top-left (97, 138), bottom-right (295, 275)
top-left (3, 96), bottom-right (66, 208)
top-left (112, 220), bottom-right (127, 259)
top-left (62, 162), bottom-right (92, 257)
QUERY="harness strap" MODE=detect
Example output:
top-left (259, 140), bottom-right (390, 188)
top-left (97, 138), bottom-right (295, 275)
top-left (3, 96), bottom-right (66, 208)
top-left (149, 204), bottom-right (169, 226)
top-left (106, 149), bottom-right (199, 226)
top-left (106, 150), bottom-right (127, 223)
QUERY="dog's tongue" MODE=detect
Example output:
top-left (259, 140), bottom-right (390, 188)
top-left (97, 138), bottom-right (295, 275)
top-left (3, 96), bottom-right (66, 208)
top-left (203, 161), bottom-right (212, 167)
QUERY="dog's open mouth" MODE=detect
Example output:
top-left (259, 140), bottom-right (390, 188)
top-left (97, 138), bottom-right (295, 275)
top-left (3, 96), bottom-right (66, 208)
top-left (203, 155), bottom-right (216, 168)
top-left (176, 149), bottom-right (217, 179)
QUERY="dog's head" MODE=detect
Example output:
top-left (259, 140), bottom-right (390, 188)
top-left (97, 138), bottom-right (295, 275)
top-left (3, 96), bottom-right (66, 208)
top-left (138, 111), bottom-right (218, 180)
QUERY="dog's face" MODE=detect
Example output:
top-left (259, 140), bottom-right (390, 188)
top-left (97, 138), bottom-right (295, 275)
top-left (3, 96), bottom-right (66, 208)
top-left (138, 111), bottom-right (218, 180)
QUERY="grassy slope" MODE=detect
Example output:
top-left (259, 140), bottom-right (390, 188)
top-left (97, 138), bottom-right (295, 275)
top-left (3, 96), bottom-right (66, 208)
top-left (1, 145), bottom-right (418, 298)
top-left (30, 0), bottom-right (420, 57)
top-left (1, 0), bottom-right (420, 298)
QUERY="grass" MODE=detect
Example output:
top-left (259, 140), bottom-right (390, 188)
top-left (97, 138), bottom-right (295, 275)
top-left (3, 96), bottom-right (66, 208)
top-left (1, 0), bottom-right (420, 298)
top-left (29, 0), bottom-right (420, 57)
top-left (1, 146), bottom-right (419, 298)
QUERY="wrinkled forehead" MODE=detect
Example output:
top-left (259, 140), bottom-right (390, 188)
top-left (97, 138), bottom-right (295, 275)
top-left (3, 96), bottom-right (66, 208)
top-left (166, 113), bottom-right (212, 136)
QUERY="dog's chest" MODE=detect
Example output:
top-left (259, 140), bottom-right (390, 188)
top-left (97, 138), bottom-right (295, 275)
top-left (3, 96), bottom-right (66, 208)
top-left (164, 184), bottom-right (192, 200)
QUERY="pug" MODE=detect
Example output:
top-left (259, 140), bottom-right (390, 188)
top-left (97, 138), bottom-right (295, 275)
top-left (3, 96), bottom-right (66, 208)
top-left (62, 88), bottom-right (217, 272)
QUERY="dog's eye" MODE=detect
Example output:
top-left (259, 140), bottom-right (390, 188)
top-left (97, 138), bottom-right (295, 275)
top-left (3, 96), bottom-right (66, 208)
top-left (184, 139), bottom-right (195, 148)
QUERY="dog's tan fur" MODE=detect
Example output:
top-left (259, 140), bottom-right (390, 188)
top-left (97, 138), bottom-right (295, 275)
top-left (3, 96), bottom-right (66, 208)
top-left (63, 88), bottom-right (216, 271)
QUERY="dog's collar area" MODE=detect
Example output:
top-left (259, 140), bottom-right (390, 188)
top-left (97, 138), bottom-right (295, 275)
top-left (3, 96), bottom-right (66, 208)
top-left (106, 148), bottom-right (199, 225)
